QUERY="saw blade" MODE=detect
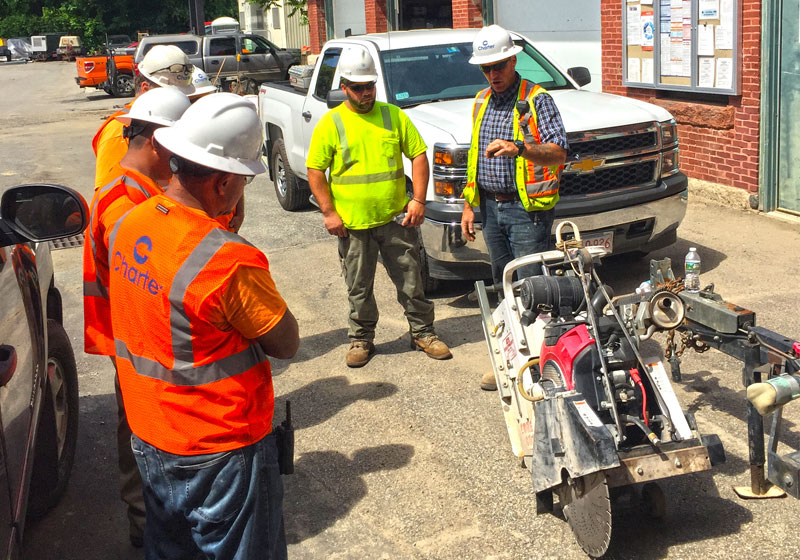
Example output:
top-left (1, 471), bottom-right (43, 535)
top-left (558, 472), bottom-right (612, 558)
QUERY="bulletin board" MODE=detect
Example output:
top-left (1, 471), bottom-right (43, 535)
top-left (622, 0), bottom-right (740, 95)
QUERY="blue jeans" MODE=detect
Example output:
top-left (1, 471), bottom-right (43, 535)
top-left (479, 196), bottom-right (555, 285)
top-left (131, 433), bottom-right (286, 560)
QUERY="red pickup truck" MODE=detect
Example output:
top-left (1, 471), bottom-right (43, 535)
top-left (75, 54), bottom-right (135, 97)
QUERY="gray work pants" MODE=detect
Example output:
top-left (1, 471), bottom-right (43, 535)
top-left (338, 221), bottom-right (435, 341)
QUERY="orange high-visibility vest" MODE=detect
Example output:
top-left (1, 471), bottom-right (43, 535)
top-left (92, 104), bottom-right (132, 190)
top-left (83, 169), bottom-right (162, 355)
top-left (107, 194), bottom-right (276, 455)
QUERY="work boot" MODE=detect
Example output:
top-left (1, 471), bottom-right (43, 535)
top-left (480, 371), bottom-right (497, 391)
top-left (411, 334), bottom-right (452, 360)
top-left (346, 340), bottom-right (375, 368)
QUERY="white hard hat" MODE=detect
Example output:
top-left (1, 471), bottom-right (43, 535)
top-left (138, 45), bottom-right (195, 95)
top-left (468, 25), bottom-right (522, 65)
top-left (154, 92), bottom-right (267, 176)
top-left (116, 87), bottom-right (191, 127)
top-left (188, 67), bottom-right (217, 99)
top-left (338, 47), bottom-right (378, 83)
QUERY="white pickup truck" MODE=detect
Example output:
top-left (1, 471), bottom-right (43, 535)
top-left (257, 29), bottom-right (687, 290)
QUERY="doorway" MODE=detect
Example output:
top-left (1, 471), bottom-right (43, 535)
top-left (776, 0), bottom-right (800, 212)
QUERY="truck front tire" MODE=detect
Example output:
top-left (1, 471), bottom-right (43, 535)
top-left (271, 138), bottom-right (310, 211)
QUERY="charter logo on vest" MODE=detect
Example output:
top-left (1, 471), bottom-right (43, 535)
top-left (113, 235), bottom-right (163, 295)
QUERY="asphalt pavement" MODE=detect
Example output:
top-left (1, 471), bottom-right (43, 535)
top-left (2, 61), bottom-right (800, 560)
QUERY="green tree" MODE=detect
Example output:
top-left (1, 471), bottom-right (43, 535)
top-left (247, 0), bottom-right (308, 21)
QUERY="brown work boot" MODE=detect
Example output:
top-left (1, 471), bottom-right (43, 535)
top-left (480, 371), bottom-right (497, 391)
top-left (411, 333), bottom-right (452, 360)
top-left (346, 340), bottom-right (375, 368)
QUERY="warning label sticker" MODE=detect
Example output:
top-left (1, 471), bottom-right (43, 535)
top-left (502, 331), bottom-right (517, 362)
top-left (574, 400), bottom-right (603, 428)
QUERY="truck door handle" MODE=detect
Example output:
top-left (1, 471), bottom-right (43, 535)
top-left (302, 111), bottom-right (312, 121)
top-left (210, 60), bottom-right (219, 65)
top-left (0, 345), bottom-right (17, 387)
top-left (240, 57), bottom-right (250, 62)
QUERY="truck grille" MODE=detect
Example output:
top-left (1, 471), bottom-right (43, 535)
top-left (568, 131), bottom-right (657, 157)
top-left (48, 234), bottom-right (84, 250)
top-left (560, 161), bottom-right (657, 197)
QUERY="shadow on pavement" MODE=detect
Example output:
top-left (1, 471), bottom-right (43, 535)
top-left (283, 444), bottom-right (415, 544)
top-left (275, 376), bottom-right (398, 430)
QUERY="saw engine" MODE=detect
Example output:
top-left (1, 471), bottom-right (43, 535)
top-left (475, 223), bottom-right (725, 558)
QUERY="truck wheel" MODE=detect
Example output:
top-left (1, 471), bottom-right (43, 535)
top-left (112, 73), bottom-right (134, 97)
top-left (271, 138), bottom-right (309, 211)
top-left (27, 320), bottom-right (79, 519)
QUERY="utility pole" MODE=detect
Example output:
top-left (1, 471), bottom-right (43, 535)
top-left (188, 0), bottom-right (206, 35)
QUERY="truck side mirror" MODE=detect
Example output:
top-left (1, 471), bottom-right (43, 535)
top-left (0, 184), bottom-right (88, 243)
top-left (567, 67), bottom-right (591, 88)
top-left (326, 89), bottom-right (347, 109)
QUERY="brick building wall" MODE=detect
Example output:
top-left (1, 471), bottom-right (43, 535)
top-left (452, 0), bottom-right (483, 28)
top-left (365, 0), bottom-right (389, 33)
top-left (308, 0), bottom-right (326, 53)
top-left (600, 0), bottom-right (761, 193)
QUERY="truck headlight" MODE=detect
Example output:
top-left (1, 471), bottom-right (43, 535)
top-left (661, 147), bottom-right (680, 177)
top-left (433, 144), bottom-right (469, 202)
top-left (660, 119), bottom-right (678, 147)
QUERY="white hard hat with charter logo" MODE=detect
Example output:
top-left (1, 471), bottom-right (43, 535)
top-left (138, 45), bottom-right (195, 95)
top-left (116, 87), bottom-right (191, 127)
top-left (338, 46), bottom-right (378, 83)
top-left (188, 67), bottom-right (218, 98)
top-left (154, 92), bottom-right (267, 176)
top-left (468, 25), bottom-right (523, 65)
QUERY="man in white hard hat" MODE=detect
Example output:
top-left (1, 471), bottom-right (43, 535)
top-left (93, 45), bottom-right (196, 190)
top-left (83, 86), bottom-right (191, 547)
top-left (460, 25), bottom-right (568, 390)
top-left (107, 92), bottom-right (298, 558)
top-left (306, 46), bottom-right (452, 367)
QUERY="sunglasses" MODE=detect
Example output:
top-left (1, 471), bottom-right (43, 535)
top-left (345, 82), bottom-right (376, 94)
top-left (153, 63), bottom-right (192, 75)
top-left (243, 175), bottom-right (255, 185)
top-left (479, 59), bottom-right (511, 74)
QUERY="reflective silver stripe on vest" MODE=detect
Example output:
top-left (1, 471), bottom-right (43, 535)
top-left (330, 168), bottom-right (404, 185)
top-left (115, 338), bottom-right (265, 387)
top-left (87, 174), bottom-right (153, 297)
top-left (169, 228), bottom-right (260, 373)
top-left (331, 112), bottom-right (352, 169)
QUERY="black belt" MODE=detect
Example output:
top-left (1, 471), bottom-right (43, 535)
top-left (481, 190), bottom-right (517, 202)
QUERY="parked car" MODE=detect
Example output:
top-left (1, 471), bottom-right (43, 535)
top-left (57, 35), bottom-right (82, 61)
top-left (134, 33), bottom-right (300, 93)
top-left (0, 183), bottom-right (87, 558)
top-left (258, 29), bottom-right (687, 290)
top-left (74, 53), bottom-right (135, 97)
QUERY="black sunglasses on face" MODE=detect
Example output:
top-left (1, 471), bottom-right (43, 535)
top-left (479, 59), bottom-right (510, 74)
top-left (154, 63), bottom-right (192, 75)
top-left (345, 82), bottom-right (376, 94)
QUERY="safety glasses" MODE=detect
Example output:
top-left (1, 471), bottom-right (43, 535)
top-left (243, 175), bottom-right (255, 185)
top-left (345, 82), bottom-right (376, 94)
top-left (479, 59), bottom-right (511, 74)
top-left (153, 63), bottom-right (192, 75)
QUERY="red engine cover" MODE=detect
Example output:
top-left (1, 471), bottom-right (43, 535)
top-left (539, 324), bottom-right (594, 390)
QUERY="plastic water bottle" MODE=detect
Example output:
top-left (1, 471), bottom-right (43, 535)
top-left (684, 247), bottom-right (701, 293)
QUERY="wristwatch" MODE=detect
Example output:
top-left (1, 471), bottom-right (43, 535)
top-left (514, 140), bottom-right (525, 157)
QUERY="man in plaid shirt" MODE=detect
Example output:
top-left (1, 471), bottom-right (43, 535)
top-left (460, 25), bottom-right (568, 390)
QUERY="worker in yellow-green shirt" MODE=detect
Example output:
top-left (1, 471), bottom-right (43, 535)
top-left (306, 46), bottom-right (452, 368)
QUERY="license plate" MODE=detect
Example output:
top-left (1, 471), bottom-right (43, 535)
top-left (581, 230), bottom-right (614, 252)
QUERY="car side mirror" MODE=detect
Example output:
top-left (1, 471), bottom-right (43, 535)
top-left (326, 89), bottom-right (347, 109)
top-left (567, 67), bottom-right (591, 88)
top-left (0, 184), bottom-right (89, 243)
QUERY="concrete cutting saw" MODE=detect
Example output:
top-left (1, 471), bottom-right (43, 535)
top-left (475, 222), bottom-right (725, 558)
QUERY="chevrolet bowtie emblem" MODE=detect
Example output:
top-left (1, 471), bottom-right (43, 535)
top-left (571, 157), bottom-right (604, 173)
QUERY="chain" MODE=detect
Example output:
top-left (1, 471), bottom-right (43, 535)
top-left (659, 277), bottom-right (710, 357)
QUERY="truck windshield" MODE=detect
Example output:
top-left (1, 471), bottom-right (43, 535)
top-left (380, 41), bottom-right (572, 108)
